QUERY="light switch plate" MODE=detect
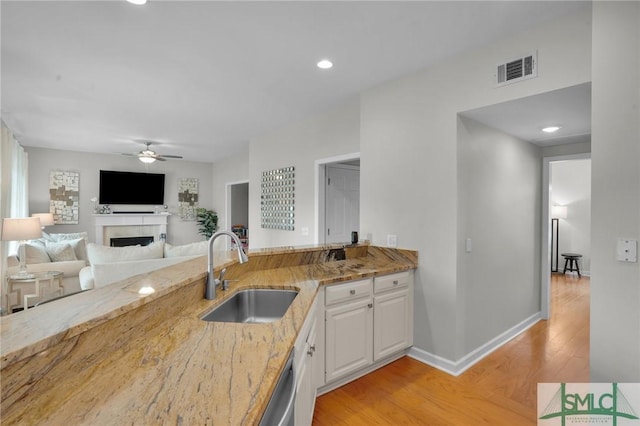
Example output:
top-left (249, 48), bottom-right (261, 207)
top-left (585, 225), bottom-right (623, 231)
top-left (387, 234), bottom-right (397, 248)
top-left (617, 238), bottom-right (637, 262)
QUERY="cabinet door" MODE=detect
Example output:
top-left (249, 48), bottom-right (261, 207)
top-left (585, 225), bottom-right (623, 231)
top-left (374, 287), bottom-right (411, 361)
top-left (295, 320), bottom-right (317, 426)
top-left (295, 347), bottom-right (311, 426)
top-left (325, 298), bottom-right (373, 383)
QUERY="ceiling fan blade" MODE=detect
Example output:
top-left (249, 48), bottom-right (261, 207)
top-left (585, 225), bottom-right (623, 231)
top-left (158, 155), bottom-right (183, 159)
top-left (154, 156), bottom-right (167, 161)
top-left (120, 153), bottom-right (138, 157)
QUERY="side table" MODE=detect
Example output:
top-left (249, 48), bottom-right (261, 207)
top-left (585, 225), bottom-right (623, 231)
top-left (6, 271), bottom-right (64, 312)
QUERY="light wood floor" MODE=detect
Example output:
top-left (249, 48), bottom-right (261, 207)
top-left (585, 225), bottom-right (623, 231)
top-left (312, 273), bottom-right (589, 425)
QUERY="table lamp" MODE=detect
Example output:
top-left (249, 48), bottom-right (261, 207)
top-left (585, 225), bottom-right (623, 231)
top-left (1, 217), bottom-right (43, 278)
top-left (32, 213), bottom-right (55, 229)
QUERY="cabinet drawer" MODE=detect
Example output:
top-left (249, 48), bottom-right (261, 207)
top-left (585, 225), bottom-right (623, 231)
top-left (325, 278), bottom-right (372, 306)
top-left (374, 271), bottom-right (411, 294)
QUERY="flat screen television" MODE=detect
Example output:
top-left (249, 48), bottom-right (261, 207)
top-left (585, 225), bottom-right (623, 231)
top-left (99, 170), bottom-right (165, 205)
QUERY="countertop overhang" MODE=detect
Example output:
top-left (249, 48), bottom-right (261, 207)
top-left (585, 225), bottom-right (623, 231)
top-left (0, 244), bottom-right (417, 425)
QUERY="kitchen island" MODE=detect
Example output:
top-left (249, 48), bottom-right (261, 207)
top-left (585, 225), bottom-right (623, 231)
top-left (0, 244), bottom-right (417, 425)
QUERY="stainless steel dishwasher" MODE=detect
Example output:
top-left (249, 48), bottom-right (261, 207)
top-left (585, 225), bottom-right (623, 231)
top-left (259, 349), bottom-right (295, 426)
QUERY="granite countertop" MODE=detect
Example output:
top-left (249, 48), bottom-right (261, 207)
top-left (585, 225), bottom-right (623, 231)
top-left (0, 244), bottom-right (417, 425)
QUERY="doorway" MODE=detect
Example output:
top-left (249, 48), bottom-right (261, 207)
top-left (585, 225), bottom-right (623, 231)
top-left (226, 180), bottom-right (249, 249)
top-left (325, 164), bottom-right (360, 244)
top-left (541, 153), bottom-right (591, 318)
top-left (315, 153), bottom-right (360, 244)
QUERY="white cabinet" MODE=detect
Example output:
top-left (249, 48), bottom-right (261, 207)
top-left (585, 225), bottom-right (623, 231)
top-left (325, 296), bottom-right (373, 382)
top-left (295, 299), bottom-right (318, 426)
top-left (373, 271), bottom-right (413, 361)
top-left (321, 271), bottom-right (413, 387)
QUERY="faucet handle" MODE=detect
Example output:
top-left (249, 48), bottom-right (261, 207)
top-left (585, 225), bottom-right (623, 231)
top-left (218, 268), bottom-right (227, 282)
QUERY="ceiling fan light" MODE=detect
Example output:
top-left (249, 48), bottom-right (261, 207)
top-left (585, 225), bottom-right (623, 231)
top-left (126, 0), bottom-right (147, 5)
top-left (139, 156), bottom-right (156, 164)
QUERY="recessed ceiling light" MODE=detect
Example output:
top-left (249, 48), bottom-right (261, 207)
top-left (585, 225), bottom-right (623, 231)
top-left (317, 59), bottom-right (333, 69)
top-left (126, 0), bottom-right (147, 5)
top-left (542, 126), bottom-right (562, 133)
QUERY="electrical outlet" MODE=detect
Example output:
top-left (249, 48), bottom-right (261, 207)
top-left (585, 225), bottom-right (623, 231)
top-left (387, 234), bottom-right (397, 248)
top-left (301, 227), bottom-right (309, 237)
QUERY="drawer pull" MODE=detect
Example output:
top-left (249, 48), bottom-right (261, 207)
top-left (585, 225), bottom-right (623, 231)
top-left (393, 280), bottom-right (399, 285)
top-left (350, 289), bottom-right (356, 295)
top-left (368, 303), bottom-right (373, 308)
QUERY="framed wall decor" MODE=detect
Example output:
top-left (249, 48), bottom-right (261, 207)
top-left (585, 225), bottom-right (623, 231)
top-left (178, 178), bottom-right (199, 220)
top-left (49, 170), bottom-right (79, 224)
top-left (261, 166), bottom-right (295, 230)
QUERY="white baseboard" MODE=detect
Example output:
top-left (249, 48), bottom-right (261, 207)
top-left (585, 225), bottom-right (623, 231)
top-left (408, 312), bottom-right (542, 376)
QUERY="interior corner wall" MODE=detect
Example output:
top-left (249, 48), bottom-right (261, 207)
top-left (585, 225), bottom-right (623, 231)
top-left (359, 6), bottom-right (591, 362)
top-left (457, 116), bottom-right (542, 356)
top-left (590, 1), bottom-right (640, 382)
top-left (25, 147), bottom-right (214, 246)
top-left (248, 99), bottom-right (360, 249)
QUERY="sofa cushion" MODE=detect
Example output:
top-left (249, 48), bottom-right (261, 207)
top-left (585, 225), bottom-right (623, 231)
top-left (23, 243), bottom-right (52, 264)
top-left (43, 231), bottom-right (89, 243)
top-left (43, 233), bottom-right (89, 260)
top-left (65, 238), bottom-right (87, 261)
top-left (45, 242), bottom-right (78, 262)
top-left (87, 241), bottom-right (165, 264)
top-left (83, 256), bottom-right (197, 289)
top-left (164, 240), bottom-right (209, 258)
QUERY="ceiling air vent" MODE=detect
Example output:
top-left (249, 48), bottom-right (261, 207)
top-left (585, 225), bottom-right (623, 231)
top-left (496, 51), bottom-right (537, 86)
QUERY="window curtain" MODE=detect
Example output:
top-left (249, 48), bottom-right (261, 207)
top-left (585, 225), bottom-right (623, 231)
top-left (1, 120), bottom-right (29, 312)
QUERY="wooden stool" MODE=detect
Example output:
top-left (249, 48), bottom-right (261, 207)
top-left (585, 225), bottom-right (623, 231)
top-left (561, 253), bottom-right (582, 277)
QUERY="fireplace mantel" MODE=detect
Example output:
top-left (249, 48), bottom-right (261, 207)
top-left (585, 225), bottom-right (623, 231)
top-left (93, 213), bottom-right (170, 245)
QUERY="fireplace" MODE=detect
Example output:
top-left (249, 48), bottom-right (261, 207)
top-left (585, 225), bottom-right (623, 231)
top-left (110, 236), bottom-right (154, 247)
top-left (93, 213), bottom-right (169, 246)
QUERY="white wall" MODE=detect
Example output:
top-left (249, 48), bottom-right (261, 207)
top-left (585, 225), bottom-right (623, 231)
top-left (25, 147), bottom-right (213, 245)
top-left (359, 6), bottom-right (591, 362)
top-left (248, 99), bottom-right (360, 249)
top-left (590, 2), bottom-right (640, 382)
top-left (457, 117), bottom-right (541, 355)
top-left (542, 140), bottom-right (591, 158)
top-left (551, 159), bottom-right (591, 274)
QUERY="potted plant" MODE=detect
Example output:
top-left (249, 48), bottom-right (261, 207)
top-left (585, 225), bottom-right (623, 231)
top-left (196, 208), bottom-right (218, 239)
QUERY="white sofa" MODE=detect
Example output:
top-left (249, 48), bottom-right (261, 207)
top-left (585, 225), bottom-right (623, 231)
top-left (6, 232), bottom-right (90, 294)
top-left (79, 240), bottom-right (209, 290)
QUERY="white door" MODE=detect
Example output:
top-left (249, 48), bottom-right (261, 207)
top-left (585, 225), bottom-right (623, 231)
top-left (325, 165), bottom-right (360, 244)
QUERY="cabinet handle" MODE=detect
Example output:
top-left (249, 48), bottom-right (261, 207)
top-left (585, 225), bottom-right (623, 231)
top-left (393, 280), bottom-right (399, 285)
top-left (368, 303), bottom-right (373, 308)
top-left (307, 349), bottom-right (314, 357)
top-left (350, 289), bottom-right (356, 295)
top-left (310, 344), bottom-right (316, 353)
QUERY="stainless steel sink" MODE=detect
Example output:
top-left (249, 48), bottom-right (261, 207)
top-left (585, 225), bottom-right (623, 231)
top-left (202, 289), bottom-right (298, 324)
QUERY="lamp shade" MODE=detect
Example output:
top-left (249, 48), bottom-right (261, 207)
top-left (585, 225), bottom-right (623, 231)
top-left (551, 205), bottom-right (568, 219)
top-left (1, 217), bottom-right (43, 241)
top-left (32, 213), bottom-right (55, 227)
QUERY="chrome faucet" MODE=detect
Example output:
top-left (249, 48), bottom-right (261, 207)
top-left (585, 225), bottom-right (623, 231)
top-left (206, 230), bottom-right (249, 300)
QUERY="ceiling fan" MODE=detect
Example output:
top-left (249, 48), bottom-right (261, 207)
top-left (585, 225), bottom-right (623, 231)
top-left (121, 141), bottom-right (183, 163)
